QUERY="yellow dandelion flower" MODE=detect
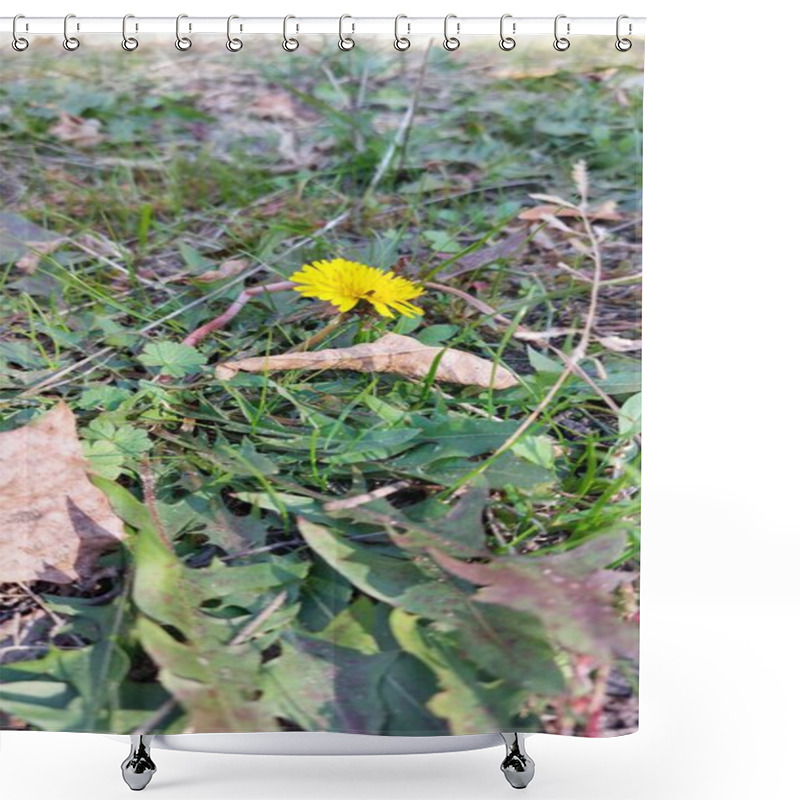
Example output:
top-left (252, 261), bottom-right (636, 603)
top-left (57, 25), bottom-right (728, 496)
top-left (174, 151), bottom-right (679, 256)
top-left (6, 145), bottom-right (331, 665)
top-left (289, 258), bottom-right (425, 319)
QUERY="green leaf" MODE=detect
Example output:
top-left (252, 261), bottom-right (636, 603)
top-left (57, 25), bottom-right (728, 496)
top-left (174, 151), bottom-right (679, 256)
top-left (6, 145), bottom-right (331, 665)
top-left (76, 385), bottom-right (133, 411)
top-left (618, 392), bottom-right (642, 436)
top-left (138, 341), bottom-right (207, 378)
top-left (310, 596), bottom-right (380, 655)
top-left (261, 633), bottom-right (395, 734)
top-left (416, 324), bottom-right (460, 346)
top-left (82, 417), bottom-right (152, 479)
top-left (389, 610), bottom-right (527, 734)
top-left (116, 484), bottom-right (307, 731)
top-left (298, 518), bottom-right (565, 696)
top-left (297, 557), bottom-right (353, 632)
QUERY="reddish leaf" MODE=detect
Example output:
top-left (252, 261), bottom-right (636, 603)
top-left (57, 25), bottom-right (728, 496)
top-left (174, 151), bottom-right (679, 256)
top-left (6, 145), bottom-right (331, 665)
top-left (429, 534), bottom-right (637, 659)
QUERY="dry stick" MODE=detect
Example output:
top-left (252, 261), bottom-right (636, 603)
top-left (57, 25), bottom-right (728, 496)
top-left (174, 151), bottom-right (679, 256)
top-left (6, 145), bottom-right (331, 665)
top-left (323, 480), bottom-right (412, 512)
top-left (444, 204), bottom-right (608, 491)
top-left (426, 280), bottom-right (623, 414)
top-left (19, 211), bottom-right (350, 397)
top-left (362, 41), bottom-right (431, 200)
top-left (229, 590), bottom-right (288, 647)
top-left (139, 456), bottom-right (173, 551)
top-left (584, 663), bottom-right (612, 738)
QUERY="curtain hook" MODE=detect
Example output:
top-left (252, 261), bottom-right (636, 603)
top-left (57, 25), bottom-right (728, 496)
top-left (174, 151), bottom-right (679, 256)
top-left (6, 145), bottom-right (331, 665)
top-left (121, 14), bottom-right (139, 51)
top-left (282, 15), bottom-right (299, 52)
top-left (176, 13), bottom-right (192, 51)
top-left (615, 14), bottom-right (632, 51)
top-left (553, 14), bottom-right (570, 51)
top-left (443, 14), bottom-right (460, 51)
top-left (499, 14), bottom-right (516, 51)
top-left (338, 14), bottom-right (355, 50)
top-left (226, 15), bottom-right (243, 51)
top-left (394, 14), bottom-right (411, 51)
top-left (63, 14), bottom-right (80, 51)
top-left (12, 14), bottom-right (29, 51)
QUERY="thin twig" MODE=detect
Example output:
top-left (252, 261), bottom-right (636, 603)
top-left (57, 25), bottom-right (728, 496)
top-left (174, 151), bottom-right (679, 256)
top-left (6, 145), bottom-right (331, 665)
top-left (323, 480), bottom-right (412, 512)
top-left (132, 698), bottom-right (179, 736)
top-left (182, 281), bottom-right (295, 348)
top-left (229, 591), bottom-right (288, 647)
top-left (19, 211), bottom-right (350, 396)
top-left (446, 194), bottom-right (609, 489)
top-left (363, 41), bottom-right (431, 200)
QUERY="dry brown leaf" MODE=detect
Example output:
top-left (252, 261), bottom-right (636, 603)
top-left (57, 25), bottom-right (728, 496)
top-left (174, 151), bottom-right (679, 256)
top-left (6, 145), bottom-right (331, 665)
top-left (215, 332), bottom-right (519, 389)
top-left (249, 92), bottom-right (298, 120)
top-left (598, 336), bottom-right (642, 352)
top-left (15, 239), bottom-right (66, 273)
top-left (0, 402), bottom-right (125, 584)
top-left (518, 201), bottom-right (622, 223)
top-left (194, 258), bottom-right (249, 283)
top-left (50, 112), bottom-right (105, 148)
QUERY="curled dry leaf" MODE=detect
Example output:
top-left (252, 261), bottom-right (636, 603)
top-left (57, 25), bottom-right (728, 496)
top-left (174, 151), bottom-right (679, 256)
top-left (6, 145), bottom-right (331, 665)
top-left (518, 200), bottom-right (622, 223)
top-left (215, 332), bottom-right (519, 389)
top-left (0, 402), bottom-right (125, 583)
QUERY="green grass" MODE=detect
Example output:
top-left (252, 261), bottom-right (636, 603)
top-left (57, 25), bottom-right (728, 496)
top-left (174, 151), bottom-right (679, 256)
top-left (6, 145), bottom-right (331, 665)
top-left (0, 38), bottom-right (642, 737)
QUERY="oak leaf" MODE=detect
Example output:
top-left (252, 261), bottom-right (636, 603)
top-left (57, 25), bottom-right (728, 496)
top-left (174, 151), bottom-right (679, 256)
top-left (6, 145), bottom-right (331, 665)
top-left (0, 402), bottom-right (125, 583)
top-left (215, 332), bottom-right (519, 389)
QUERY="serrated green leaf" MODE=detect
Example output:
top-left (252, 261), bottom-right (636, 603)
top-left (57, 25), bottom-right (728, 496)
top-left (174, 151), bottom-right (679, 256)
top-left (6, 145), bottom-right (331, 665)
top-left (138, 341), bottom-right (207, 377)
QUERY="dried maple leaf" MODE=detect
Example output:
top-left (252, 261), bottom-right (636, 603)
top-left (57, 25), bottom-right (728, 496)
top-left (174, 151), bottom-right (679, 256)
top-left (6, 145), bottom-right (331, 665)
top-left (215, 332), bottom-right (519, 389)
top-left (0, 402), bottom-right (125, 583)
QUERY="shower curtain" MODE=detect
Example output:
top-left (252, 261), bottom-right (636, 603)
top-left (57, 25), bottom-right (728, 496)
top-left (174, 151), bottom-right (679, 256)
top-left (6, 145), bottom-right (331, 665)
top-left (0, 29), bottom-right (642, 739)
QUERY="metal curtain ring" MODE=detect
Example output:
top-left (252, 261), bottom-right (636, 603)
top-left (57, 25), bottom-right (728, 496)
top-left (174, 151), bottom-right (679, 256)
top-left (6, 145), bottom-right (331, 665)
top-left (394, 14), bottom-right (410, 50)
top-left (338, 14), bottom-right (355, 50)
top-left (553, 14), bottom-right (570, 51)
top-left (443, 14), bottom-right (460, 51)
top-left (615, 14), bottom-right (632, 51)
top-left (282, 15), bottom-right (299, 51)
top-left (175, 13), bottom-right (192, 50)
top-left (499, 13), bottom-right (516, 51)
top-left (121, 14), bottom-right (139, 51)
top-left (226, 15), bottom-right (243, 51)
top-left (63, 14), bottom-right (80, 51)
top-left (12, 14), bottom-right (29, 51)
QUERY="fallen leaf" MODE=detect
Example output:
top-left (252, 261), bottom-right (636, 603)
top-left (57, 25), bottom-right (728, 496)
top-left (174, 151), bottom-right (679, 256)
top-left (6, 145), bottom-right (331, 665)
top-left (215, 333), bottom-right (519, 389)
top-left (429, 534), bottom-right (638, 659)
top-left (249, 91), bottom-right (298, 120)
top-left (0, 402), bottom-right (125, 583)
top-left (598, 336), bottom-right (642, 352)
top-left (518, 200), bottom-right (622, 223)
top-left (49, 112), bottom-right (105, 148)
top-left (194, 258), bottom-right (249, 283)
top-left (15, 239), bottom-right (66, 274)
top-left (0, 212), bottom-right (64, 266)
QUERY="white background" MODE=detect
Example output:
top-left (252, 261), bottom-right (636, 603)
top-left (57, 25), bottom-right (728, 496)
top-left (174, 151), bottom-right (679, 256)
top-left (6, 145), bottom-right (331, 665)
top-left (2, 1), bottom-right (799, 799)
